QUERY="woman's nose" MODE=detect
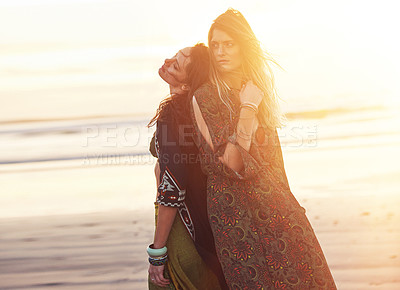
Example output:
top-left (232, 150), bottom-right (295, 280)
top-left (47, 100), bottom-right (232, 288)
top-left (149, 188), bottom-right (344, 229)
top-left (217, 46), bottom-right (225, 56)
top-left (164, 58), bottom-right (174, 65)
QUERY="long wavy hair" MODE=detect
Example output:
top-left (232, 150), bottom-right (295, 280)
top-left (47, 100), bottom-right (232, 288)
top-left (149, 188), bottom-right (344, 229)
top-left (208, 8), bottom-right (287, 129)
top-left (148, 43), bottom-right (210, 128)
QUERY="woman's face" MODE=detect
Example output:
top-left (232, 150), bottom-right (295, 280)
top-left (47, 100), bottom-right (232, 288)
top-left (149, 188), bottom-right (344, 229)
top-left (158, 47), bottom-right (191, 88)
top-left (210, 29), bottom-right (241, 73)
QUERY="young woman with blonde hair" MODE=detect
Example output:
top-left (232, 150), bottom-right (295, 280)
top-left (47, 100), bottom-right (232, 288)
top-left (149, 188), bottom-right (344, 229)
top-left (191, 9), bottom-right (337, 289)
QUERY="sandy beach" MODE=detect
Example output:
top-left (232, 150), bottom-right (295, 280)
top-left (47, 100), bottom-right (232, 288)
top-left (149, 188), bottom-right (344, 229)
top-left (1, 106), bottom-right (400, 289)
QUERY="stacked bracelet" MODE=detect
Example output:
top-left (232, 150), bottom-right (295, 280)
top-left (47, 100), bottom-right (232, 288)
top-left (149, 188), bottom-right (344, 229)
top-left (237, 131), bottom-right (252, 140)
top-left (147, 244), bottom-right (167, 257)
top-left (148, 254), bottom-right (168, 266)
top-left (147, 244), bottom-right (168, 266)
top-left (240, 102), bottom-right (258, 114)
top-left (237, 127), bottom-right (252, 141)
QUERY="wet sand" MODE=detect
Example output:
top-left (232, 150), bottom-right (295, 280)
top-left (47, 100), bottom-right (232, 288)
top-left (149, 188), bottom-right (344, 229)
top-left (1, 195), bottom-right (399, 289)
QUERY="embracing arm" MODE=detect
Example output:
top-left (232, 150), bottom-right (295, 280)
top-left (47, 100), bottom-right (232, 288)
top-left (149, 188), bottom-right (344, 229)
top-left (192, 97), bottom-right (257, 173)
top-left (192, 81), bottom-right (261, 176)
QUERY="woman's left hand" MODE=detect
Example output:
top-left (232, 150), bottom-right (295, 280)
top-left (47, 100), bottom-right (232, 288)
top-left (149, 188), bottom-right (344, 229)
top-left (239, 80), bottom-right (263, 107)
top-left (148, 264), bottom-right (170, 287)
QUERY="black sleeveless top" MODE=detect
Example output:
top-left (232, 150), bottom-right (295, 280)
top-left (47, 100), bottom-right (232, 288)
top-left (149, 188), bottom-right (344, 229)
top-left (149, 102), bottom-right (228, 289)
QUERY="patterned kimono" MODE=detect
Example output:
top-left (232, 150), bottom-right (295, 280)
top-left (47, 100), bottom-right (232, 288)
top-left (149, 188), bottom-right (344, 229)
top-left (189, 83), bottom-right (337, 289)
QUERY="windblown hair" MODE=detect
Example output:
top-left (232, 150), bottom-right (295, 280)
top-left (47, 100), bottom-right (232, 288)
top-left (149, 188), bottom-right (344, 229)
top-left (208, 8), bottom-right (287, 129)
top-left (148, 43), bottom-right (210, 128)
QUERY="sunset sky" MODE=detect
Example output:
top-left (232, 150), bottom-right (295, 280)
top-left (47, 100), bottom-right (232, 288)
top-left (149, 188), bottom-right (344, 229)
top-left (1, 0), bottom-right (399, 121)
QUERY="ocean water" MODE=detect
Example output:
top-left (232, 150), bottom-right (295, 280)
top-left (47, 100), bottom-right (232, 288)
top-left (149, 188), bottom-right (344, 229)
top-left (1, 101), bottom-right (398, 166)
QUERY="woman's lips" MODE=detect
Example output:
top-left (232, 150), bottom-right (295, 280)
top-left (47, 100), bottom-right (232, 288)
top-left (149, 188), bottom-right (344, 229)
top-left (217, 60), bottom-right (229, 66)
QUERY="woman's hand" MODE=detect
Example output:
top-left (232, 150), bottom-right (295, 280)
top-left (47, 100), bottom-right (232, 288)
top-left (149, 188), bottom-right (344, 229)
top-left (239, 80), bottom-right (263, 107)
top-left (148, 264), bottom-right (170, 287)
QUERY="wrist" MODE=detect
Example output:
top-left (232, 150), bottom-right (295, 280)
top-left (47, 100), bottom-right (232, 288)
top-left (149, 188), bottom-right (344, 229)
top-left (236, 123), bottom-right (253, 140)
top-left (152, 242), bottom-right (166, 249)
top-left (240, 107), bottom-right (257, 118)
top-left (240, 102), bottom-right (258, 114)
top-left (147, 243), bottom-right (167, 257)
top-left (236, 131), bottom-right (252, 141)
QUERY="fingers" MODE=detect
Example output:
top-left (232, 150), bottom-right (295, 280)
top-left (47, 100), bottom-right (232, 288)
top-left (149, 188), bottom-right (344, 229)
top-left (149, 265), bottom-right (170, 287)
top-left (244, 80), bottom-right (253, 87)
top-left (150, 275), bottom-right (170, 287)
top-left (155, 267), bottom-right (170, 284)
top-left (239, 80), bottom-right (263, 106)
top-left (241, 80), bottom-right (252, 89)
top-left (242, 80), bottom-right (259, 93)
top-left (153, 276), bottom-right (169, 287)
top-left (240, 82), bottom-right (246, 94)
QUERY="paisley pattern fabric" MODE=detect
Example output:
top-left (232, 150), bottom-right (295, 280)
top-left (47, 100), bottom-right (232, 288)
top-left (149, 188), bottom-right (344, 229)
top-left (189, 83), bottom-right (337, 289)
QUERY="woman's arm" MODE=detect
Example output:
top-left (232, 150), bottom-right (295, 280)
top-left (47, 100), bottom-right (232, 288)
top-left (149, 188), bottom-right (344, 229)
top-left (149, 115), bottom-right (187, 287)
top-left (153, 160), bottom-right (177, 248)
top-left (192, 81), bottom-right (261, 174)
top-left (193, 97), bottom-right (257, 173)
top-left (219, 107), bottom-right (258, 172)
top-left (149, 159), bottom-right (173, 287)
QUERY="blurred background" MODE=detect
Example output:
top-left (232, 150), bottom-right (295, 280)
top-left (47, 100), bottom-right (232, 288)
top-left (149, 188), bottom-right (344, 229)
top-left (0, 0), bottom-right (399, 289)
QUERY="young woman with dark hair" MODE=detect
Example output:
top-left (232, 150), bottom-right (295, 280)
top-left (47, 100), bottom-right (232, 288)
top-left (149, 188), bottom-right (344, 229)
top-left (147, 44), bottom-right (228, 289)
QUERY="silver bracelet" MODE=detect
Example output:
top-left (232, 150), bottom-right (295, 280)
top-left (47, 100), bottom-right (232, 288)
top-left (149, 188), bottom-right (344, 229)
top-left (240, 102), bottom-right (258, 114)
top-left (237, 126), bottom-right (252, 136)
top-left (237, 130), bottom-right (252, 140)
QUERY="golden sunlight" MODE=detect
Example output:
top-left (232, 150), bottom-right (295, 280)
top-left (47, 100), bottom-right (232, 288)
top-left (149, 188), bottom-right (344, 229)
top-left (0, 0), bottom-right (399, 289)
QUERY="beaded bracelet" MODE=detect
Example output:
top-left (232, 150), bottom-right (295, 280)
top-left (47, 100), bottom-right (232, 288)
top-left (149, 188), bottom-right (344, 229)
top-left (148, 253), bottom-right (168, 259)
top-left (149, 255), bottom-right (168, 266)
top-left (149, 253), bottom-right (168, 261)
